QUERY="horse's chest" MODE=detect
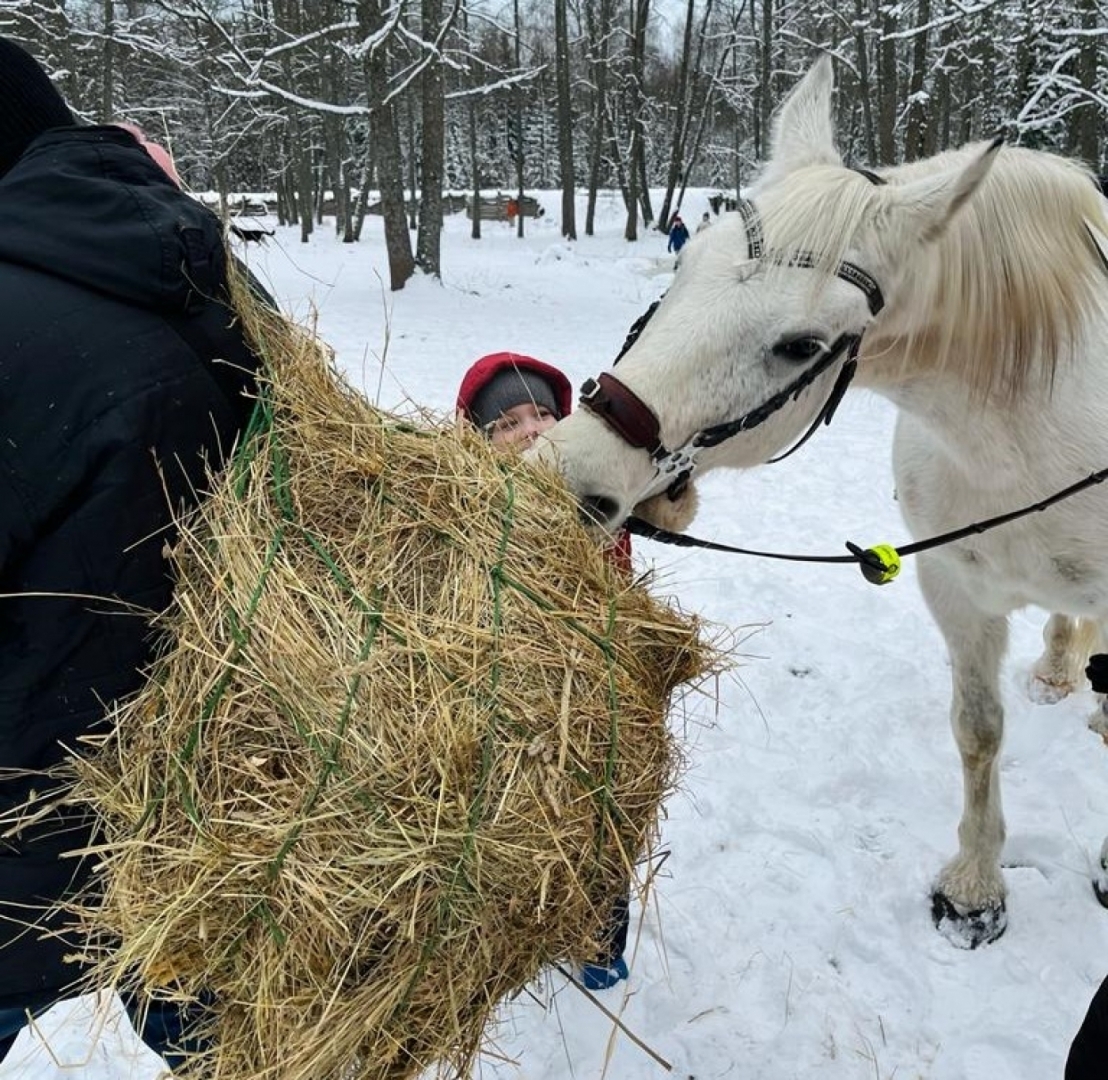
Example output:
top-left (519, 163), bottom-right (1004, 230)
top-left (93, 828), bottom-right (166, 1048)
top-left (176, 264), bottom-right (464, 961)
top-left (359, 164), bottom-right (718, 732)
top-left (892, 405), bottom-right (1108, 613)
top-left (895, 456), bottom-right (1108, 613)
top-left (937, 535), bottom-right (1107, 614)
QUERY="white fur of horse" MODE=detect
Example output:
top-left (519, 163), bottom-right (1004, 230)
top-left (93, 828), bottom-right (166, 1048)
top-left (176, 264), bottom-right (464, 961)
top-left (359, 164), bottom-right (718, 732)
top-left (535, 56), bottom-right (1108, 945)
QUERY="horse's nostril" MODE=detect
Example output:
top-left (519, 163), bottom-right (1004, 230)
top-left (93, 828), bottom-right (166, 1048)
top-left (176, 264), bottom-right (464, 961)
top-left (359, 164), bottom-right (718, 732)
top-left (578, 494), bottom-right (621, 529)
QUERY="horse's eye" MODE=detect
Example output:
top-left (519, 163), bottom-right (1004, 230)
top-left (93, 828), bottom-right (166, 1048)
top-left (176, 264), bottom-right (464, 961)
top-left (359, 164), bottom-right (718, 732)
top-left (773, 335), bottom-right (827, 362)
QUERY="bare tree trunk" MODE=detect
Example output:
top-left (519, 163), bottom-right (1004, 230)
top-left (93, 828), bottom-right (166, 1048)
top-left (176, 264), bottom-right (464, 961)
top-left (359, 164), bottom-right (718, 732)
top-left (956, 60), bottom-right (974, 144)
top-left (902, 0), bottom-right (930, 161)
top-left (341, 150), bottom-right (357, 242)
top-left (291, 110), bottom-right (314, 243)
top-left (928, 23), bottom-right (952, 153)
top-left (468, 95), bottom-right (481, 239)
top-left (607, 103), bottom-right (631, 212)
top-left (657, 0), bottom-right (698, 232)
top-left (876, 0), bottom-right (897, 163)
top-left (416, 0), bottom-right (446, 276)
top-left (675, 35), bottom-right (727, 212)
top-left (277, 164), bottom-right (294, 227)
top-left (583, 0), bottom-right (613, 237)
top-left (271, 2), bottom-right (315, 244)
top-left (512, 0), bottom-right (527, 238)
top-left (463, 0), bottom-right (481, 240)
top-left (1072, 0), bottom-right (1100, 166)
top-left (213, 160), bottom-right (230, 220)
top-left (555, 0), bottom-right (577, 240)
top-left (325, 114), bottom-right (348, 237)
top-left (756, 0), bottom-right (772, 160)
top-left (728, 5), bottom-right (742, 201)
top-left (852, 0), bottom-right (877, 164)
top-left (906, 0), bottom-right (931, 158)
top-left (663, 0), bottom-right (720, 228)
top-left (101, 0), bottom-right (115, 121)
top-left (637, 136), bottom-right (653, 228)
top-left (405, 90), bottom-right (418, 231)
top-left (359, 0), bottom-right (415, 289)
top-left (352, 149), bottom-right (375, 241)
top-left (320, 32), bottom-right (355, 241)
top-left (624, 0), bottom-right (649, 240)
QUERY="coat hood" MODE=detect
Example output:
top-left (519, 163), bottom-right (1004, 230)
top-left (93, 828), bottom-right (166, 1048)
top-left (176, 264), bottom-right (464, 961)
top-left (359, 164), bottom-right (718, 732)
top-left (0, 126), bottom-right (228, 315)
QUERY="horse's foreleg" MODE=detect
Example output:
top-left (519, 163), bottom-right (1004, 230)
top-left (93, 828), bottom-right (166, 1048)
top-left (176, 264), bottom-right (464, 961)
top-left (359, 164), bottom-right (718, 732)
top-left (919, 561), bottom-right (1009, 948)
top-left (1030, 614), bottom-right (1101, 704)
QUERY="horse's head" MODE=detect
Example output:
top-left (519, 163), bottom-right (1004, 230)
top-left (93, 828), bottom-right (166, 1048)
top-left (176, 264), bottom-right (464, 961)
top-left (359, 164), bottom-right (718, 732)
top-left (534, 56), bottom-right (1001, 533)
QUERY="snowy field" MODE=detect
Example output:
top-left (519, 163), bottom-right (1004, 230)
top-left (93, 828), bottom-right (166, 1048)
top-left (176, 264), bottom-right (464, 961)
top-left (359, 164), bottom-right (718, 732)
top-left (4, 189), bottom-right (1108, 1080)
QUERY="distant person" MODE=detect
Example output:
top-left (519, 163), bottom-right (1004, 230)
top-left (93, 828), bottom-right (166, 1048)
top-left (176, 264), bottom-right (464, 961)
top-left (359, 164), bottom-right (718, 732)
top-left (456, 352), bottom-right (633, 990)
top-left (696, 211), bottom-right (712, 233)
top-left (0, 37), bottom-right (262, 1069)
top-left (667, 214), bottom-right (690, 261)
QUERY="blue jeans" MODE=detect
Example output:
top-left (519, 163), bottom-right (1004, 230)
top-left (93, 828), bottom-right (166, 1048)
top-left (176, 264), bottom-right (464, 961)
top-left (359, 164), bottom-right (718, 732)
top-left (0, 992), bottom-right (210, 1070)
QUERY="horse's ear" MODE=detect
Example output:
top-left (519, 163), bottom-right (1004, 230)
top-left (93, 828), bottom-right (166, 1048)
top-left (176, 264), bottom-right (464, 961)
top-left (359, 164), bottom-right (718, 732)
top-left (888, 136), bottom-right (1003, 246)
top-left (763, 56), bottom-right (841, 184)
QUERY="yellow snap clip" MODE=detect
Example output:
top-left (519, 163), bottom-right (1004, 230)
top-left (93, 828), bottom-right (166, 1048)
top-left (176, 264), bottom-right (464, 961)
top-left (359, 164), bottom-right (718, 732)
top-left (859, 544), bottom-right (901, 585)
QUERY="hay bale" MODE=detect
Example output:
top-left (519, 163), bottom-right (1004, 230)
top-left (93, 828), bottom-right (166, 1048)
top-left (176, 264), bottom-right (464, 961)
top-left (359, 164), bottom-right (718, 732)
top-left (62, 285), bottom-right (718, 1080)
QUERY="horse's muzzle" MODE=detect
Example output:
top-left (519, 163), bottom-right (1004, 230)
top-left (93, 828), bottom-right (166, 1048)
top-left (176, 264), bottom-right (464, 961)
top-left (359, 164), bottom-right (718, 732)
top-left (578, 493), bottom-right (622, 531)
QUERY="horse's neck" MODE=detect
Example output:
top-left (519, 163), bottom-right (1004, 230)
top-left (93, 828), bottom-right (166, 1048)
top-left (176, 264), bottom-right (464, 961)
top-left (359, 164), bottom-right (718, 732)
top-left (852, 332), bottom-right (981, 423)
top-left (856, 329), bottom-right (1108, 474)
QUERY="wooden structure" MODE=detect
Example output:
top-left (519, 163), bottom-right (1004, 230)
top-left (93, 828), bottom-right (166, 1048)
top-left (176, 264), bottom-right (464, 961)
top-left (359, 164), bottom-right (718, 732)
top-left (465, 194), bottom-right (543, 222)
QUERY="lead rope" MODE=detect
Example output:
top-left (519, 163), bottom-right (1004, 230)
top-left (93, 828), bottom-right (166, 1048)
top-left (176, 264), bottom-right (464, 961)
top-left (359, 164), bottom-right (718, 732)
top-left (626, 464), bottom-right (1108, 585)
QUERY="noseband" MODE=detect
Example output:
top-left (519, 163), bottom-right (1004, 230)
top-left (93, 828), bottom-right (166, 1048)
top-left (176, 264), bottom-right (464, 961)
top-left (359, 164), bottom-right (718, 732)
top-left (579, 195), bottom-right (886, 503)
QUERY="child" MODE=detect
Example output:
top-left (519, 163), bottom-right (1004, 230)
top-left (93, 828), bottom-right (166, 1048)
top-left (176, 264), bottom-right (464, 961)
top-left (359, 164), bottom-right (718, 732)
top-left (667, 213), bottom-right (690, 254)
top-left (457, 351), bottom-right (569, 451)
top-left (456, 351), bottom-right (632, 989)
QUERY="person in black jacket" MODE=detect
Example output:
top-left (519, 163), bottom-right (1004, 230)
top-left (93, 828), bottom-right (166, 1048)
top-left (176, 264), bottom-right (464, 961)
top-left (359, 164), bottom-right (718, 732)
top-left (1067, 974), bottom-right (1108, 1078)
top-left (0, 38), bottom-right (261, 1068)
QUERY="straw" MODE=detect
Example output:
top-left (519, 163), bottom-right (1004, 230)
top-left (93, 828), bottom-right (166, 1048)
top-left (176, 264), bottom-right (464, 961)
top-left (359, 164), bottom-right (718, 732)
top-left (54, 272), bottom-right (721, 1080)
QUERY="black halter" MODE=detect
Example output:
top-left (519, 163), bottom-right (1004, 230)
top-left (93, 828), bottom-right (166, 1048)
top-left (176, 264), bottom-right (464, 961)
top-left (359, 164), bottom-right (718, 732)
top-left (581, 196), bottom-right (885, 503)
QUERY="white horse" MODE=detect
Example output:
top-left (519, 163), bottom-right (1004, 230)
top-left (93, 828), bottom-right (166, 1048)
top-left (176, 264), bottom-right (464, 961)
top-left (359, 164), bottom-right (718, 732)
top-left (534, 57), bottom-right (1108, 948)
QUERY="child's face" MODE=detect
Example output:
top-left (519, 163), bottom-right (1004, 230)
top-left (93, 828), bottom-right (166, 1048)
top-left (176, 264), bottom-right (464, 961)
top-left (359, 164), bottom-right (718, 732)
top-left (488, 402), bottom-right (559, 450)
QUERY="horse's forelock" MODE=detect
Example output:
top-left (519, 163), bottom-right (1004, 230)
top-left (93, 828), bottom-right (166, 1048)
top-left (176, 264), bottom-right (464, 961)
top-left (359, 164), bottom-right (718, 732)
top-left (757, 168), bottom-right (885, 298)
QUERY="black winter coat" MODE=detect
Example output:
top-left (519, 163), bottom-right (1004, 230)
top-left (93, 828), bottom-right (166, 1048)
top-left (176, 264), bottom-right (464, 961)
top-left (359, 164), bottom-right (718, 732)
top-left (0, 126), bottom-right (260, 1006)
top-left (1067, 974), bottom-right (1108, 1080)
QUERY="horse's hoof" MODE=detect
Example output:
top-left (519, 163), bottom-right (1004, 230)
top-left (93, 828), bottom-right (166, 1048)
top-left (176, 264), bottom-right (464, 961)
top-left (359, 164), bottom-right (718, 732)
top-left (931, 891), bottom-right (1007, 948)
top-left (1027, 673), bottom-right (1071, 705)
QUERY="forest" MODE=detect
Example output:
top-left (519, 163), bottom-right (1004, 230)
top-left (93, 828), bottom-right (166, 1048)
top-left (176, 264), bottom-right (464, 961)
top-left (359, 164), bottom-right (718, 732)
top-left (2, 0), bottom-right (1104, 287)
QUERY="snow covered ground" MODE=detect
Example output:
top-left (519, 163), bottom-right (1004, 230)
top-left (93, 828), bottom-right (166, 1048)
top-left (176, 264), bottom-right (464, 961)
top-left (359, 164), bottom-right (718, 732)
top-left (4, 189), bottom-right (1107, 1080)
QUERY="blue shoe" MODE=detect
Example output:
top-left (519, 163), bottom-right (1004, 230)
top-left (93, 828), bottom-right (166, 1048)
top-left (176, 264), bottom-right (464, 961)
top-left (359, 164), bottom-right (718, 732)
top-left (579, 955), bottom-right (629, 991)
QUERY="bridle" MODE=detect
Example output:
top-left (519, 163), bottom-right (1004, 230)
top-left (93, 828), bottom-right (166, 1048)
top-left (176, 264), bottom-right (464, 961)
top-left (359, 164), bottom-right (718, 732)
top-left (578, 192), bottom-right (885, 504)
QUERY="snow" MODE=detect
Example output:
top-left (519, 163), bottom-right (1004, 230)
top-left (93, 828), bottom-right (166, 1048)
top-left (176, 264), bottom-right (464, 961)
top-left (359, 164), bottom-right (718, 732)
top-left (5, 189), bottom-right (1108, 1080)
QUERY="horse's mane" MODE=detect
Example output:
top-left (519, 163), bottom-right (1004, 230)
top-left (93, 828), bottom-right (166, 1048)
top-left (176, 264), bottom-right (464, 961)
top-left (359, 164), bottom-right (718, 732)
top-left (757, 146), bottom-right (1108, 402)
